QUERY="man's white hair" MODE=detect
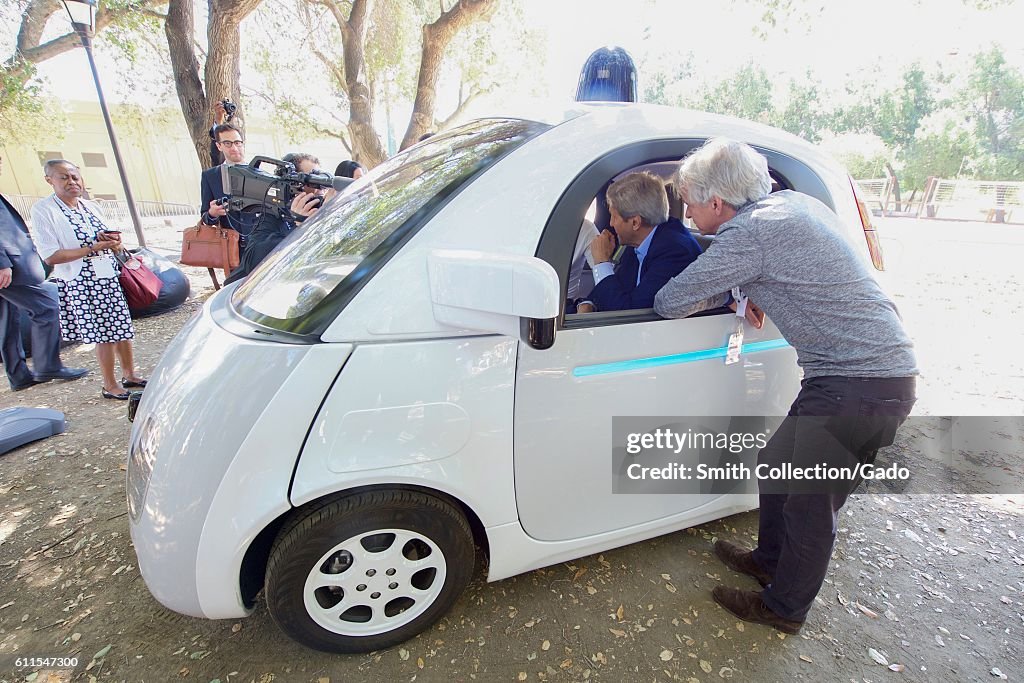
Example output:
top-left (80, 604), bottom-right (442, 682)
top-left (676, 138), bottom-right (771, 209)
top-left (606, 171), bottom-right (669, 227)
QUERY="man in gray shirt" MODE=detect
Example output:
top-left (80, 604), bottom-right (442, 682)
top-left (655, 138), bottom-right (917, 634)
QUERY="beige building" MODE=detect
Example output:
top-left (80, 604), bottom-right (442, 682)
top-left (1, 99), bottom-right (350, 219)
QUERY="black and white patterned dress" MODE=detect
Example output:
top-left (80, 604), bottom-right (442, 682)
top-left (52, 199), bottom-right (135, 344)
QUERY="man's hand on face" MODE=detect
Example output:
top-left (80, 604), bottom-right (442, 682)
top-left (0, 268), bottom-right (12, 289)
top-left (591, 229), bottom-right (617, 264)
top-left (208, 199), bottom-right (228, 218)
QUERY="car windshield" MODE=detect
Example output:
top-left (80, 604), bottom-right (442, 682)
top-left (231, 118), bottom-right (550, 335)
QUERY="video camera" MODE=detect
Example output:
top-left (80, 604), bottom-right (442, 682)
top-left (224, 156), bottom-right (335, 218)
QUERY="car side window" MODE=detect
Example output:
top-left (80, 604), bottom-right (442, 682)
top-left (537, 139), bottom-right (832, 330)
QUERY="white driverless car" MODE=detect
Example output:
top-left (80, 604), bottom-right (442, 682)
top-left (128, 104), bottom-right (884, 653)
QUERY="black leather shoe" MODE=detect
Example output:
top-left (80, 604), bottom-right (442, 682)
top-left (102, 389), bottom-right (131, 400)
top-left (121, 377), bottom-right (148, 388)
top-left (714, 540), bottom-right (773, 588)
top-left (10, 378), bottom-right (46, 391)
top-left (34, 367), bottom-right (88, 382)
top-left (711, 586), bottom-right (804, 634)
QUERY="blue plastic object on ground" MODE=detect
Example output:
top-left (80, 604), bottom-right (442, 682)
top-left (0, 407), bottom-right (66, 456)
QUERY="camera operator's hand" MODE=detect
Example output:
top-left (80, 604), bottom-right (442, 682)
top-left (208, 198), bottom-right (228, 219)
top-left (290, 191), bottom-right (324, 219)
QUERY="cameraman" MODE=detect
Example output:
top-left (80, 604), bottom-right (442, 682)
top-left (223, 153), bottom-right (329, 285)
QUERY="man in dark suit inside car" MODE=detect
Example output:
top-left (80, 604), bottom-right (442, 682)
top-left (575, 171), bottom-right (702, 313)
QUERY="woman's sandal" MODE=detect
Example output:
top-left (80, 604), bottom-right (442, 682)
top-left (102, 389), bottom-right (131, 400)
top-left (121, 377), bottom-right (148, 388)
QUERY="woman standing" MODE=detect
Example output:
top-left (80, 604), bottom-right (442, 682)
top-left (30, 160), bottom-right (147, 400)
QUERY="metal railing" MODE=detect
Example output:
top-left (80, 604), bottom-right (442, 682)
top-left (854, 177), bottom-right (895, 213)
top-left (94, 199), bottom-right (198, 223)
top-left (8, 194), bottom-right (199, 226)
top-left (919, 178), bottom-right (1023, 223)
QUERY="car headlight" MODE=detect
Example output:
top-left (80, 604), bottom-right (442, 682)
top-left (127, 415), bottom-right (159, 522)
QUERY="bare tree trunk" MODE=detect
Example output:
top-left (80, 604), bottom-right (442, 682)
top-left (165, 0), bottom-right (211, 167)
top-left (400, 0), bottom-right (497, 151)
top-left (162, 0), bottom-right (263, 168)
top-left (339, 0), bottom-right (387, 167)
top-left (885, 162), bottom-right (902, 213)
top-left (206, 0), bottom-right (262, 127)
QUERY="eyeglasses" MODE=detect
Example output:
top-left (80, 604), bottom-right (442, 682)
top-left (218, 140), bottom-right (245, 148)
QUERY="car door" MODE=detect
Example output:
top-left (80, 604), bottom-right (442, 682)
top-left (512, 140), bottom-right (817, 542)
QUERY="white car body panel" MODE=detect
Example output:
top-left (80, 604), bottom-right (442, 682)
top-left (194, 342), bottom-right (353, 618)
top-left (291, 337), bottom-right (519, 529)
top-left (130, 104), bottom-right (870, 621)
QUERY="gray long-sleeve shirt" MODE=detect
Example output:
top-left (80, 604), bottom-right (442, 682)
top-left (653, 190), bottom-right (917, 379)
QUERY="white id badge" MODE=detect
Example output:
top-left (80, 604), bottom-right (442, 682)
top-left (726, 319), bottom-right (744, 365)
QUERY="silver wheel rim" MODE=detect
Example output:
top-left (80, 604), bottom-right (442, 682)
top-left (302, 527), bottom-right (448, 637)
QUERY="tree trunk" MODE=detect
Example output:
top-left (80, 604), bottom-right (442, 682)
top-left (165, 0), bottom-right (211, 167)
top-left (884, 162), bottom-right (902, 213)
top-left (340, 0), bottom-right (387, 167)
top-left (400, 0), bottom-right (497, 151)
top-left (162, 0), bottom-right (263, 168)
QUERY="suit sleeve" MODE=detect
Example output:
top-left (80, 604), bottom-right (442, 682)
top-left (590, 247), bottom-right (695, 311)
top-left (654, 227), bottom-right (763, 318)
top-left (200, 170), bottom-right (216, 225)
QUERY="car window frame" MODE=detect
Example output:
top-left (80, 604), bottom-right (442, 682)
top-left (536, 138), bottom-right (835, 330)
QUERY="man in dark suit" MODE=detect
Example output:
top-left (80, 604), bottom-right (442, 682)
top-left (578, 172), bottom-right (702, 312)
top-left (0, 191), bottom-right (87, 390)
top-left (200, 123), bottom-right (253, 254)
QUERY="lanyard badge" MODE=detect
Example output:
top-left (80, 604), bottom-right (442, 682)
top-left (726, 287), bottom-right (747, 365)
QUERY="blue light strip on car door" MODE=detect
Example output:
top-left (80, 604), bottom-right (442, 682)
top-left (572, 338), bottom-right (791, 378)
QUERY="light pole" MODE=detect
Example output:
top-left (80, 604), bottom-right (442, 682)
top-left (62, 0), bottom-right (146, 247)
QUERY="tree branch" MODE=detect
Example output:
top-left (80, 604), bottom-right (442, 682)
top-left (400, 0), bottom-right (497, 150)
top-left (436, 84), bottom-right (489, 130)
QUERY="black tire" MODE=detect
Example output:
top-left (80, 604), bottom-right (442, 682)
top-left (265, 489), bottom-right (475, 653)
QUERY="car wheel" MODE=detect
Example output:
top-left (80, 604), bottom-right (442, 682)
top-left (265, 489), bottom-right (475, 653)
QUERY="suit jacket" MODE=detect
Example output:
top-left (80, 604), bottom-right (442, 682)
top-left (200, 164), bottom-right (230, 228)
top-left (0, 194), bottom-right (46, 286)
top-left (588, 218), bottom-right (702, 312)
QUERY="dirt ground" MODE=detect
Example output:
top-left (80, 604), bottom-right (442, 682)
top-left (0, 217), bottom-right (1022, 683)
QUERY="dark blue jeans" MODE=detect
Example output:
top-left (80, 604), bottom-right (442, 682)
top-left (751, 375), bottom-right (916, 622)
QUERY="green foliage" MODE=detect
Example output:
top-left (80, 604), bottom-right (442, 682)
top-left (833, 65), bottom-right (935, 149)
top-left (688, 63), bottom-right (775, 125)
top-left (899, 122), bottom-right (975, 190)
top-left (958, 47), bottom-right (1024, 177)
top-left (835, 151), bottom-right (889, 180)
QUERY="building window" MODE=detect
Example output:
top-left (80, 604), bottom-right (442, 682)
top-left (37, 151), bottom-right (63, 164)
top-left (82, 152), bottom-right (108, 168)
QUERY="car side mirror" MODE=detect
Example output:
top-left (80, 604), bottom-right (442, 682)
top-left (427, 249), bottom-right (559, 349)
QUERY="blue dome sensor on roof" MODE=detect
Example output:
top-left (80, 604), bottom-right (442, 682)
top-left (575, 46), bottom-right (638, 103)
